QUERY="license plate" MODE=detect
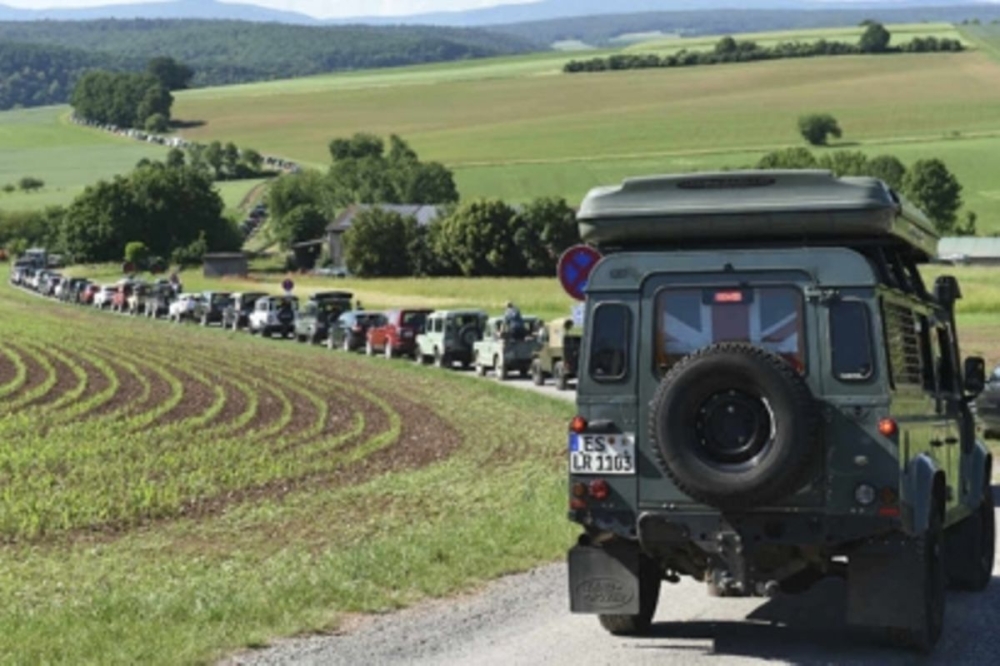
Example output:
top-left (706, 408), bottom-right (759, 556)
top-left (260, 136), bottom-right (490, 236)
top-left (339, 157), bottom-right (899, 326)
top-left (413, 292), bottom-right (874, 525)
top-left (569, 433), bottom-right (636, 475)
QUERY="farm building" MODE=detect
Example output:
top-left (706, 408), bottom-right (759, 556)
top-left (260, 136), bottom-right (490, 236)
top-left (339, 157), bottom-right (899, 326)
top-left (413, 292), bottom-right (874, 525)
top-left (937, 237), bottom-right (1000, 265)
top-left (203, 253), bottom-right (249, 278)
top-left (325, 204), bottom-right (445, 268)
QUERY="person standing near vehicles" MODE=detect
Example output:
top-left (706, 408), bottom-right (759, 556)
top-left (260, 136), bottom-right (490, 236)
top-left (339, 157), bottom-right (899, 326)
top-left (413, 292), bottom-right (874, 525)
top-left (503, 301), bottom-right (526, 340)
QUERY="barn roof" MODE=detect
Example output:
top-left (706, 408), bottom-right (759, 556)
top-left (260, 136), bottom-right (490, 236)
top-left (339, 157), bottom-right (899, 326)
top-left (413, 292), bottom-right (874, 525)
top-left (938, 237), bottom-right (1000, 258)
top-left (326, 204), bottom-right (446, 233)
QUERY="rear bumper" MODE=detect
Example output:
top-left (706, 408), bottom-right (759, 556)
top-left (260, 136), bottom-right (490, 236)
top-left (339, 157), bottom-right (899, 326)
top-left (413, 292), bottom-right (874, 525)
top-left (638, 510), bottom-right (900, 554)
top-left (569, 508), bottom-right (900, 552)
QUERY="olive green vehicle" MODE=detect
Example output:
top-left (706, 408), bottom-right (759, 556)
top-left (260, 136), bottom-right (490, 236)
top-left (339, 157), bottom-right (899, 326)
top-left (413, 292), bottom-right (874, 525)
top-left (414, 309), bottom-right (487, 369)
top-left (532, 318), bottom-right (582, 391)
top-left (473, 315), bottom-right (543, 380)
top-left (567, 171), bottom-right (993, 653)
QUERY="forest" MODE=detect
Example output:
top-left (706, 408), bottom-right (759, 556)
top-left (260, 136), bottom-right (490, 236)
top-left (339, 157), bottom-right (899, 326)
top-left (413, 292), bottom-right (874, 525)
top-left (0, 19), bottom-right (540, 111)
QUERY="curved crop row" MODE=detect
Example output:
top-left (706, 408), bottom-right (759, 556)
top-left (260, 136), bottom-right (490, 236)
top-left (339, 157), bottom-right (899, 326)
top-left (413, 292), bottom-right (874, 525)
top-left (0, 283), bottom-right (470, 542)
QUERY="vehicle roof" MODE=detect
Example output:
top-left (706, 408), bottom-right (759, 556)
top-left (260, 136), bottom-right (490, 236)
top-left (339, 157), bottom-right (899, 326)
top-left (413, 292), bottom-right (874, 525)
top-left (588, 247), bottom-right (878, 292)
top-left (310, 291), bottom-right (354, 300)
top-left (577, 170), bottom-right (938, 260)
top-left (430, 309), bottom-right (487, 317)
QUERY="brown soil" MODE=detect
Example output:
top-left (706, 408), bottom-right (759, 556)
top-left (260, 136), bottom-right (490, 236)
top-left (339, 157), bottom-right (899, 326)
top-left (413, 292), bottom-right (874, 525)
top-left (0, 346), bottom-right (16, 388)
top-left (89, 355), bottom-right (149, 418)
top-left (21, 348), bottom-right (85, 409)
top-left (200, 373), bottom-right (253, 430)
top-left (1, 343), bottom-right (49, 406)
top-left (232, 383), bottom-right (290, 437)
top-left (147, 365), bottom-right (219, 428)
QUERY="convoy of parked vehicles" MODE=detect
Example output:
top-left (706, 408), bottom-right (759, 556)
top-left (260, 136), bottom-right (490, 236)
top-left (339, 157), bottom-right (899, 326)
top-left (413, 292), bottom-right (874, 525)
top-left (6, 264), bottom-right (579, 390)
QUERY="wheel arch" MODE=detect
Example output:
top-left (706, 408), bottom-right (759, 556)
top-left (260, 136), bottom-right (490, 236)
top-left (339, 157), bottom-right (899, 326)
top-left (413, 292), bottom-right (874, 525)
top-left (904, 454), bottom-right (946, 535)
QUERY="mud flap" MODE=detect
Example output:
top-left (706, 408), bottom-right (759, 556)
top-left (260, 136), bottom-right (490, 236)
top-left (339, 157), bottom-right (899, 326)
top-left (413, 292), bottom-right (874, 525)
top-left (568, 541), bottom-right (640, 615)
top-left (847, 538), bottom-right (917, 629)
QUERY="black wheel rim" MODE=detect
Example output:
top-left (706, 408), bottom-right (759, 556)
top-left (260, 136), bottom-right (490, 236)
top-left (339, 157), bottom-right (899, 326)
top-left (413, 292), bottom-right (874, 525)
top-left (694, 390), bottom-right (774, 468)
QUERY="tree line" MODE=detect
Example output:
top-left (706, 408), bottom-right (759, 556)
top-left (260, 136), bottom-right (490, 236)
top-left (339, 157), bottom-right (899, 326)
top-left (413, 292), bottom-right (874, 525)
top-left (262, 132), bottom-right (579, 277)
top-left (751, 147), bottom-right (974, 236)
top-left (1, 159), bottom-right (242, 266)
top-left (343, 197), bottom-right (578, 278)
top-left (70, 58), bottom-right (191, 131)
top-left (0, 19), bottom-right (538, 110)
top-left (563, 23), bottom-right (963, 74)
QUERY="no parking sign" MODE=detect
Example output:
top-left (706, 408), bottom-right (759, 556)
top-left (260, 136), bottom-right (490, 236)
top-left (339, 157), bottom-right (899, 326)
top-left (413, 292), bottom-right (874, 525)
top-left (557, 245), bottom-right (602, 302)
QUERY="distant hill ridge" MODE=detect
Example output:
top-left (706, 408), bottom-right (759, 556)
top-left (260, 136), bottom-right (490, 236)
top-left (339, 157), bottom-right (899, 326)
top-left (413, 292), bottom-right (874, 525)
top-left (0, 19), bottom-right (540, 111)
top-left (1, 1), bottom-right (998, 25)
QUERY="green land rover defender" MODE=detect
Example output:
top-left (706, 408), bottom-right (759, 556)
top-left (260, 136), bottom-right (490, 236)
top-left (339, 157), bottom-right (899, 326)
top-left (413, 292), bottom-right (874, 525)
top-left (567, 171), bottom-right (994, 652)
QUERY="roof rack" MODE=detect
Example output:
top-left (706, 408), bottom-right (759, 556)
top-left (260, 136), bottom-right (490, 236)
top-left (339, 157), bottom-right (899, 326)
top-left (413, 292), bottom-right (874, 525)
top-left (577, 170), bottom-right (939, 260)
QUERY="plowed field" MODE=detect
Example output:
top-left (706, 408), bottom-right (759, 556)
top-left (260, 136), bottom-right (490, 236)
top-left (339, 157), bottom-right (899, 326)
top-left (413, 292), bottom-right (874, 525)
top-left (0, 282), bottom-right (574, 664)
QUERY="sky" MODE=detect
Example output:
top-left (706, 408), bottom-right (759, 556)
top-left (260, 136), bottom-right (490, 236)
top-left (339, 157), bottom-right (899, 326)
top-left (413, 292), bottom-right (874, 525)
top-left (1, 0), bottom-right (542, 19)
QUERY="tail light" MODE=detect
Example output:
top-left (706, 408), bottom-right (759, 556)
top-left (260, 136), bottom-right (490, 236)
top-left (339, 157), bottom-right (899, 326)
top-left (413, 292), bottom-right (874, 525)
top-left (588, 479), bottom-right (610, 501)
top-left (569, 415), bottom-right (588, 434)
top-left (878, 418), bottom-right (898, 437)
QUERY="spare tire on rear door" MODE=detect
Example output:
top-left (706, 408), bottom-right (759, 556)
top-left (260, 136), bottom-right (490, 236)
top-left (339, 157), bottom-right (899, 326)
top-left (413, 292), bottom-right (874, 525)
top-left (649, 342), bottom-right (819, 510)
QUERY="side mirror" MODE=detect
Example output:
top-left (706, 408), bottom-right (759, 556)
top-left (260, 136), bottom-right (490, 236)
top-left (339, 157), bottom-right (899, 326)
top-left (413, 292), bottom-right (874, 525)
top-left (964, 356), bottom-right (986, 396)
top-left (934, 276), bottom-right (962, 311)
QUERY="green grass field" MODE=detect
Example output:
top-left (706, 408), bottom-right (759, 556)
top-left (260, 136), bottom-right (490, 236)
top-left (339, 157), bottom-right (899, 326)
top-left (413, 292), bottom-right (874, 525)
top-left (168, 44), bottom-right (1000, 232)
top-left (0, 107), bottom-right (168, 211)
top-left (0, 281), bottom-right (574, 663)
top-left (623, 22), bottom-right (968, 54)
top-left (0, 107), bottom-right (266, 214)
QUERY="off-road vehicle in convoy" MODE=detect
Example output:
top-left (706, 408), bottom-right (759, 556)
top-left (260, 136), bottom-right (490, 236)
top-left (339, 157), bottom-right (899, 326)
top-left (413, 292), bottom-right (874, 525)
top-left (222, 291), bottom-right (269, 331)
top-left (473, 315), bottom-right (543, 380)
top-left (192, 291), bottom-right (233, 327)
top-left (294, 291), bottom-right (354, 344)
top-left (366, 309), bottom-right (433, 359)
top-left (248, 295), bottom-right (299, 338)
top-left (566, 171), bottom-right (993, 653)
top-left (532, 317), bottom-right (582, 391)
top-left (328, 310), bottom-right (386, 352)
top-left (414, 309), bottom-right (488, 369)
top-left (143, 284), bottom-right (175, 318)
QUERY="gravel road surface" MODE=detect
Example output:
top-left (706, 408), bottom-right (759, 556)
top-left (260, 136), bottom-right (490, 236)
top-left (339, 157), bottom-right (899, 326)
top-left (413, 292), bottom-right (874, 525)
top-left (228, 378), bottom-right (1000, 666)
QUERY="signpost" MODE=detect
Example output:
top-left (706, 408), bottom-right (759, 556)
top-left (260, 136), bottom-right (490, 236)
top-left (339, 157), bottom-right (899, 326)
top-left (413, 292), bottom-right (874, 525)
top-left (571, 303), bottom-right (585, 327)
top-left (557, 245), bottom-right (602, 302)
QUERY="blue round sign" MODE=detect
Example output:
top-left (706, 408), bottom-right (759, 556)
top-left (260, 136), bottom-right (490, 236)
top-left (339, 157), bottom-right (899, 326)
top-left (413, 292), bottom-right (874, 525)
top-left (282, 278), bottom-right (295, 293)
top-left (558, 245), bottom-right (602, 302)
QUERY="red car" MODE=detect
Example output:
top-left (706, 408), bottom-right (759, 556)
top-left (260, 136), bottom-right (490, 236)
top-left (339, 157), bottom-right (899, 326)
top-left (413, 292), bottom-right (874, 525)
top-left (110, 283), bottom-right (134, 313)
top-left (366, 309), bottom-right (433, 359)
top-left (79, 283), bottom-right (101, 305)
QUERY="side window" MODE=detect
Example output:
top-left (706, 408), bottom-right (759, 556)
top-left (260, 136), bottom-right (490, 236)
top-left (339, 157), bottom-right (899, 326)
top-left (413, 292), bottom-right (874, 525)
top-left (881, 301), bottom-right (923, 389)
top-left (589, 303), bottom-right (631, 383)
top-left (830, 301), bottom-right (874, 382)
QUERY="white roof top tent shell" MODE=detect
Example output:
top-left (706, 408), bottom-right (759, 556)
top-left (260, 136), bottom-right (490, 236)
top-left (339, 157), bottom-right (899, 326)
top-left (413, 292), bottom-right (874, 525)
top-left (577, 170), bottom-right (939, 261)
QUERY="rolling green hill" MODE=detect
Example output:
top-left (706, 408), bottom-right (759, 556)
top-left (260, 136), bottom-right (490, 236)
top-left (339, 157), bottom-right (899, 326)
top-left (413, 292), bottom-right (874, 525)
top-left (5, 23), bottom-right (1000, 233)
top-left (0, 19), bottom-right (542, 111)
top-left (168, 40), bottom-right (1000, 232)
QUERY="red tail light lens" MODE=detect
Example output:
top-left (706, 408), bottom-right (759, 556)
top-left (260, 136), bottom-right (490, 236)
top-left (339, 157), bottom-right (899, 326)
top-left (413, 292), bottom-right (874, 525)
top-left (570, 497), bottom-right (587, 510)
top-left (589, 479), bottom-right (610, 501)
top-left (878, 418), bottom-right (898, 437)
top-left (570, 416), bottom-right (588, 434)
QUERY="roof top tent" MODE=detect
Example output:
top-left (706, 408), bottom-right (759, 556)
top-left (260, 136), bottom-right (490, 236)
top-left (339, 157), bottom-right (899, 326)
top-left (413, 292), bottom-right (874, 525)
top-left (577, 170), bottom-right (939, 264)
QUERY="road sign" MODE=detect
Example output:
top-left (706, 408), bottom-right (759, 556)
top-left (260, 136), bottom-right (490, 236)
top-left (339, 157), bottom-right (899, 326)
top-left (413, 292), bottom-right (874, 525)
top-left (571, 303), bottom-right (585, 327)
top-left (558, 245), bottom-right (602, 302)
top-left (282, 278), bottom-right (295, 293)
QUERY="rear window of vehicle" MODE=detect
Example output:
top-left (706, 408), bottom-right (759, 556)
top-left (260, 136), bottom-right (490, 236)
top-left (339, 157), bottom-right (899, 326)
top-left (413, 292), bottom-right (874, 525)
top-left (589, 303), bottom-right (631, 383)
top-left (402, 311), bottom-right (428, 328)
top-left (830, 301), bottom-right (874, 382)
top-left (654, 287), bottom-right (804, 374)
